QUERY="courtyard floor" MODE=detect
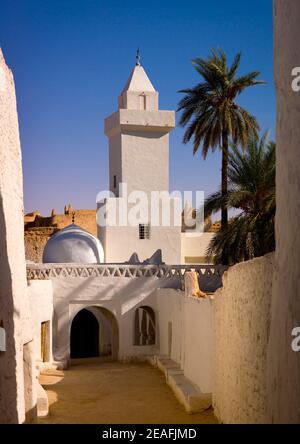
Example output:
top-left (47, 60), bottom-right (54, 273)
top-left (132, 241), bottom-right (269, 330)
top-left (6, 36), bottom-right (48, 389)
top-left (38, 357), bottom-right (217, 424)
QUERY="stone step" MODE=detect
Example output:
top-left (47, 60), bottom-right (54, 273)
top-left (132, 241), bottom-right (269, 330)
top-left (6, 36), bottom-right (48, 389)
top-left (37, 383), bottom-right (49, 418)
top-left (154, 355), bottom-right (212, 414)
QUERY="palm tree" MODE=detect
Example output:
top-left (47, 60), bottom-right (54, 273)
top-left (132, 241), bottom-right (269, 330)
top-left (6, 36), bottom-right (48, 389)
top-left (204, 132), bottom-right (275, 265)
top-left (177, 49), bottom-right (265, 251)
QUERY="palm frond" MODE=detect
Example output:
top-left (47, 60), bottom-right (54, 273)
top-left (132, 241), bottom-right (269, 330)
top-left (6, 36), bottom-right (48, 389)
top-left (177, 49), bottom-right (264, 160)
top-left (205, 132), bottom-right (276, 264)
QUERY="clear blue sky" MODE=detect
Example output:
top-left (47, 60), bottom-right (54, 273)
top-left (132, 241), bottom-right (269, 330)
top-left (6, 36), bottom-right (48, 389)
top-left (0, 0), bottom-right (275, 215)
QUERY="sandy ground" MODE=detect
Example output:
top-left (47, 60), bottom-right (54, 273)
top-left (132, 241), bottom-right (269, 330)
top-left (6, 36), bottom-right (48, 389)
top-left (39, 357), bottom-right (217, 424)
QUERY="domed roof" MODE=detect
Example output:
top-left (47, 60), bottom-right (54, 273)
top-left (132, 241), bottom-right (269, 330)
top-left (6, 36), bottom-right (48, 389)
top-left (43, 224), bottom-right (104, 264)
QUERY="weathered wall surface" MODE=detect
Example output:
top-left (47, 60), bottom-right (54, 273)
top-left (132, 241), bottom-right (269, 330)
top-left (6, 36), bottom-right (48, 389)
top-left (52, 209), bottom-right (97, 235)
top-left (213, 254), bottom-right (274, 423)
top-left (267, 0), bottom-right (300, 423)
top-left (25, 228), bottom-right (55, 263)
top-left (0, 49), bottom-right (34, 423)
top-left (24, 210), bottom-right (97, 263)
top-left (25, 209), bottom-right (97, 234)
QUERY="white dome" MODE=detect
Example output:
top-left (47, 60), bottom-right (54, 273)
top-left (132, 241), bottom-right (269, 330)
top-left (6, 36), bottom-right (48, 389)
top-left (43, 224), bottom-right (104, 264)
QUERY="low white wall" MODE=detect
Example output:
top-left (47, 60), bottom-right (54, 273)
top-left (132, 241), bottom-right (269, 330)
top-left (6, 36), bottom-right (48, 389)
top-left (183, 297), bottom-right (213, 394)
top-left (157, 288), bottom-right (214, 394)
top-left (213, 253), bottom-right (274, 423)
top-left (28, 280), bottom-right (54, 365)
top-left (157, 289), bottom-right (184, 366)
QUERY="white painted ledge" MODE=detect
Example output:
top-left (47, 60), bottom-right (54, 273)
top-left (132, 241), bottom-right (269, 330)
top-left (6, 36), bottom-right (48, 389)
top-left (153, 355), bottom-right (212, 414)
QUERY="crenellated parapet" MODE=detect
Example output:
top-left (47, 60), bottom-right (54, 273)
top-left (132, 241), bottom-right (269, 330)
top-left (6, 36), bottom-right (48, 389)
top-left (26, 263), bottom-right (227, 292)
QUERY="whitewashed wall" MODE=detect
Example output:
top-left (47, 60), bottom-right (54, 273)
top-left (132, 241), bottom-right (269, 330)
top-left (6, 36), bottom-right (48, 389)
top-left (0, 49), bottom-right (34, 424)
top-left (51, 275), bottom-right (161, 363)
top-left (183, 297), bottom-right (213, 394)
top-left (27, 280), bottom-right (54, 366)
top-left (98, 198), bottom-right (182, 264)
top-left (156, 288), bottom-right (214, 395)
top-left (45, 272), bottom-right (214, 398)
top-left (156, 289), bottom-right (184, 366)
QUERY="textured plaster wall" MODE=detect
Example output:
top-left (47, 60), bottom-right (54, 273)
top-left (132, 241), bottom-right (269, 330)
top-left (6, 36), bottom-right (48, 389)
top-left (22, 341), bottom-right (36, 422)
top-left (24, 210), bottom-right (97, 263)
top-left (267, 0), bottom-right (300, 423)
top-left (52, 210), bottom-right (97, 235)
top-left (0, 49), bottom-right (33, 423)
top-left (213, 254), bottom-right (274, 423)
top-left (25, 229), bottom-right (54, 263)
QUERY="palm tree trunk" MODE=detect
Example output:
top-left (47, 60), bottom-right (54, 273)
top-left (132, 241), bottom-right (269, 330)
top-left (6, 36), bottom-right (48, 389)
top-left (221, 130), bottom-right (229, 230)
top-left (220, 130), bottom-right (229, 265)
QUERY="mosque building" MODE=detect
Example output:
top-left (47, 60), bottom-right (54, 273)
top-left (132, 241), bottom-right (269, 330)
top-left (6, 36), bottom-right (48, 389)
top-left (26, 56), bottom-right (215, 267)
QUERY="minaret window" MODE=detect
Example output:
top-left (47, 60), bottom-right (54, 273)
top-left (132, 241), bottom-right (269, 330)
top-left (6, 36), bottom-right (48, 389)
top-left (139, 223), bottom-right (150, 239)
top-left (139, 94), bottom-right (146, 110)
top-left (113, 175), bottom-right (117, 188)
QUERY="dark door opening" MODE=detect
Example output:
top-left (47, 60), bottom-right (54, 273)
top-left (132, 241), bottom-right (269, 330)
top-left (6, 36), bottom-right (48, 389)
top-left (70, 309), bottom-right (99, 358)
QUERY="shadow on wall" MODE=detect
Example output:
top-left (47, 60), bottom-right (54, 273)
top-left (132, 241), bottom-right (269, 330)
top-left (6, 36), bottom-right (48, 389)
top-left (0, 194), bottom-right (28, 423)
top-left (1, 195), bottom-right (38, 424)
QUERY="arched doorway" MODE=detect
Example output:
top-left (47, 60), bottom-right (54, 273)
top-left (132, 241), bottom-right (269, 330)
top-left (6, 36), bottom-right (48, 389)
top-left (70, 309), bottom-right (99, 358)
top-left (70, 306), bottom-right (119, 360)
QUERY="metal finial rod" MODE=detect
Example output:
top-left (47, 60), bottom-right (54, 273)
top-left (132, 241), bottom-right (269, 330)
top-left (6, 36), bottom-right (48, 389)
top-left (136, 48), bottom-right (141, 66)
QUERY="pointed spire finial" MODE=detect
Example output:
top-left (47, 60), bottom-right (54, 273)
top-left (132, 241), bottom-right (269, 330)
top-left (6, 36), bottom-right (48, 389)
top-left (136, 48), bottom-right (141, 66)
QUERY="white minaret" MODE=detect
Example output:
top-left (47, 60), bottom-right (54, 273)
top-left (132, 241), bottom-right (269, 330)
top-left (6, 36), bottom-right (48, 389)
top-left (105, 55), bottom-right (174, 196)
top-left (99, 54), bottom-right (181, 264)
